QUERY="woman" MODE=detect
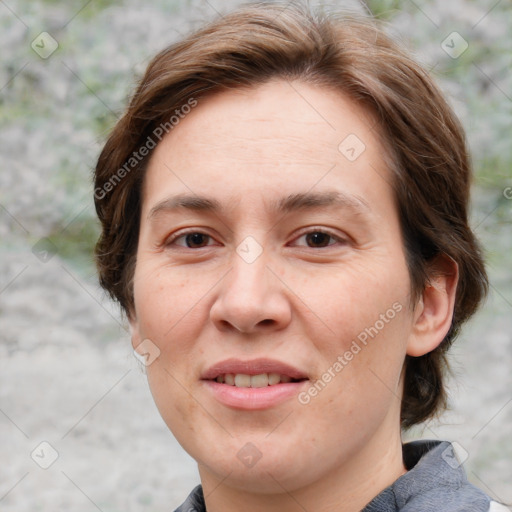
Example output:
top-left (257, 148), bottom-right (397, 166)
top-left (93, 2), bottom-right (504, 510)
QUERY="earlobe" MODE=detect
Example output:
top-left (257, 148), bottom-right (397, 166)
top-left (407, 256), bottom-right (459, 357)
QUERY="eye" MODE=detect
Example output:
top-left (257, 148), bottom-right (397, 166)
top-left (291, 230), bottom-right (344, 248)
top-left (168, 231), bottom-right (216, 248)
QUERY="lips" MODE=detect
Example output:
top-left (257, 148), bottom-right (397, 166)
top-left (201, 358), bottom-right (309, 410)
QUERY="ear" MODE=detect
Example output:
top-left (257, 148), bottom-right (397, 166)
top-left (407, 255), bottom-right (459, 357)
top-left (128, 311), bottom-right (142, 352)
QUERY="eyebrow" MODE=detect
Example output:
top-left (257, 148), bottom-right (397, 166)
top-left (147, 190), bottom-right (371, 220)
top-left (274, 191), bottom-right (370, 215)
top-left (148, 194), bottom-right (221, 220)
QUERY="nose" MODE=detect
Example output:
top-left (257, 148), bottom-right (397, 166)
top-left (210, 256), bottom-right (292, 334)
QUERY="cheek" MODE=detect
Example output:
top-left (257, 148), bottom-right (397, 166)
top-left (145, 363), bottom-right (203, 446)
top-left (295, 255), bottom-right (411, 347)
top-left (132, 263), bottom-right (214, 426)
top-left (132, 264), bottom-right (206, 348)
top-left (293, 254), bottom-right (411, 408)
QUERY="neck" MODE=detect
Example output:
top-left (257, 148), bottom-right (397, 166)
top-left (199, 427), bottom-right (406, 512)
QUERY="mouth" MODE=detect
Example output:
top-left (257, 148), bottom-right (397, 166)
top-left (201, 358), bottom-right (309, 410)
top-left (213, 373), bottom-right (304, 387)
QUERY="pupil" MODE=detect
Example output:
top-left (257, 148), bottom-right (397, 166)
top-left (307, 232), bottom-right (330, 247)
top-left (186, 233), bottom-right (207, 247)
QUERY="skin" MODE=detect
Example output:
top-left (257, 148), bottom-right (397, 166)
top-left (129, 79), bottom-right (458, 512)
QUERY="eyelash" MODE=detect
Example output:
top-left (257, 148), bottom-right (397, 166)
top-left (164, 229), bottom-right (218, 249)
top-left (164, 227), bottom-right (347, 249)
top-left (295, 229), bottom-right (348, 248)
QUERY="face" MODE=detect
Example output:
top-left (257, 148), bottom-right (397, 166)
top-left (130, 80), bottom-right (417, 494)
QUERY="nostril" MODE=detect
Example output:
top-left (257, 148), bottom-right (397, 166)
top-left (215, 318), bottom-right (276, 333)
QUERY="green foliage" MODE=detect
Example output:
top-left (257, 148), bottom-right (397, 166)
top-left (364, 0), bottom-right (404, 18)
top-left (37, 0), bottom-right (122, 16)
top-left (47, 214), bottom-right (101, 272)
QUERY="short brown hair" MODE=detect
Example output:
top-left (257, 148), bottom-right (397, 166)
top-left (94, 1), bottom-right (488, 428)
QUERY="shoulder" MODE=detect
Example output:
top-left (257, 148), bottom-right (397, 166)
top-left (173, 485), bottom-right (205, 512)
top-left (393, 441), bottom-right (496, 512)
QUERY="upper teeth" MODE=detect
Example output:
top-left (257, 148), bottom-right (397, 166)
top-left (216, 373), bottom-right (293, 387)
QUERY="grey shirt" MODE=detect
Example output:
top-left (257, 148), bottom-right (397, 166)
top-left (174, 440), bottom-right (500, 511)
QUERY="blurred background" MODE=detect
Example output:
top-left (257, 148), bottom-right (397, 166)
top-left (0, 0), bottom-right (510, 510)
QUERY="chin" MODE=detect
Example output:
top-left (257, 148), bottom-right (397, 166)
top-left (206, 459), bottom-right (307, 494)
top-left (192, 436), bottom-right (323, 494)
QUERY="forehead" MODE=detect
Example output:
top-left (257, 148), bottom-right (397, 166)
top-left (142, 79), bottom-right (394, 214)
